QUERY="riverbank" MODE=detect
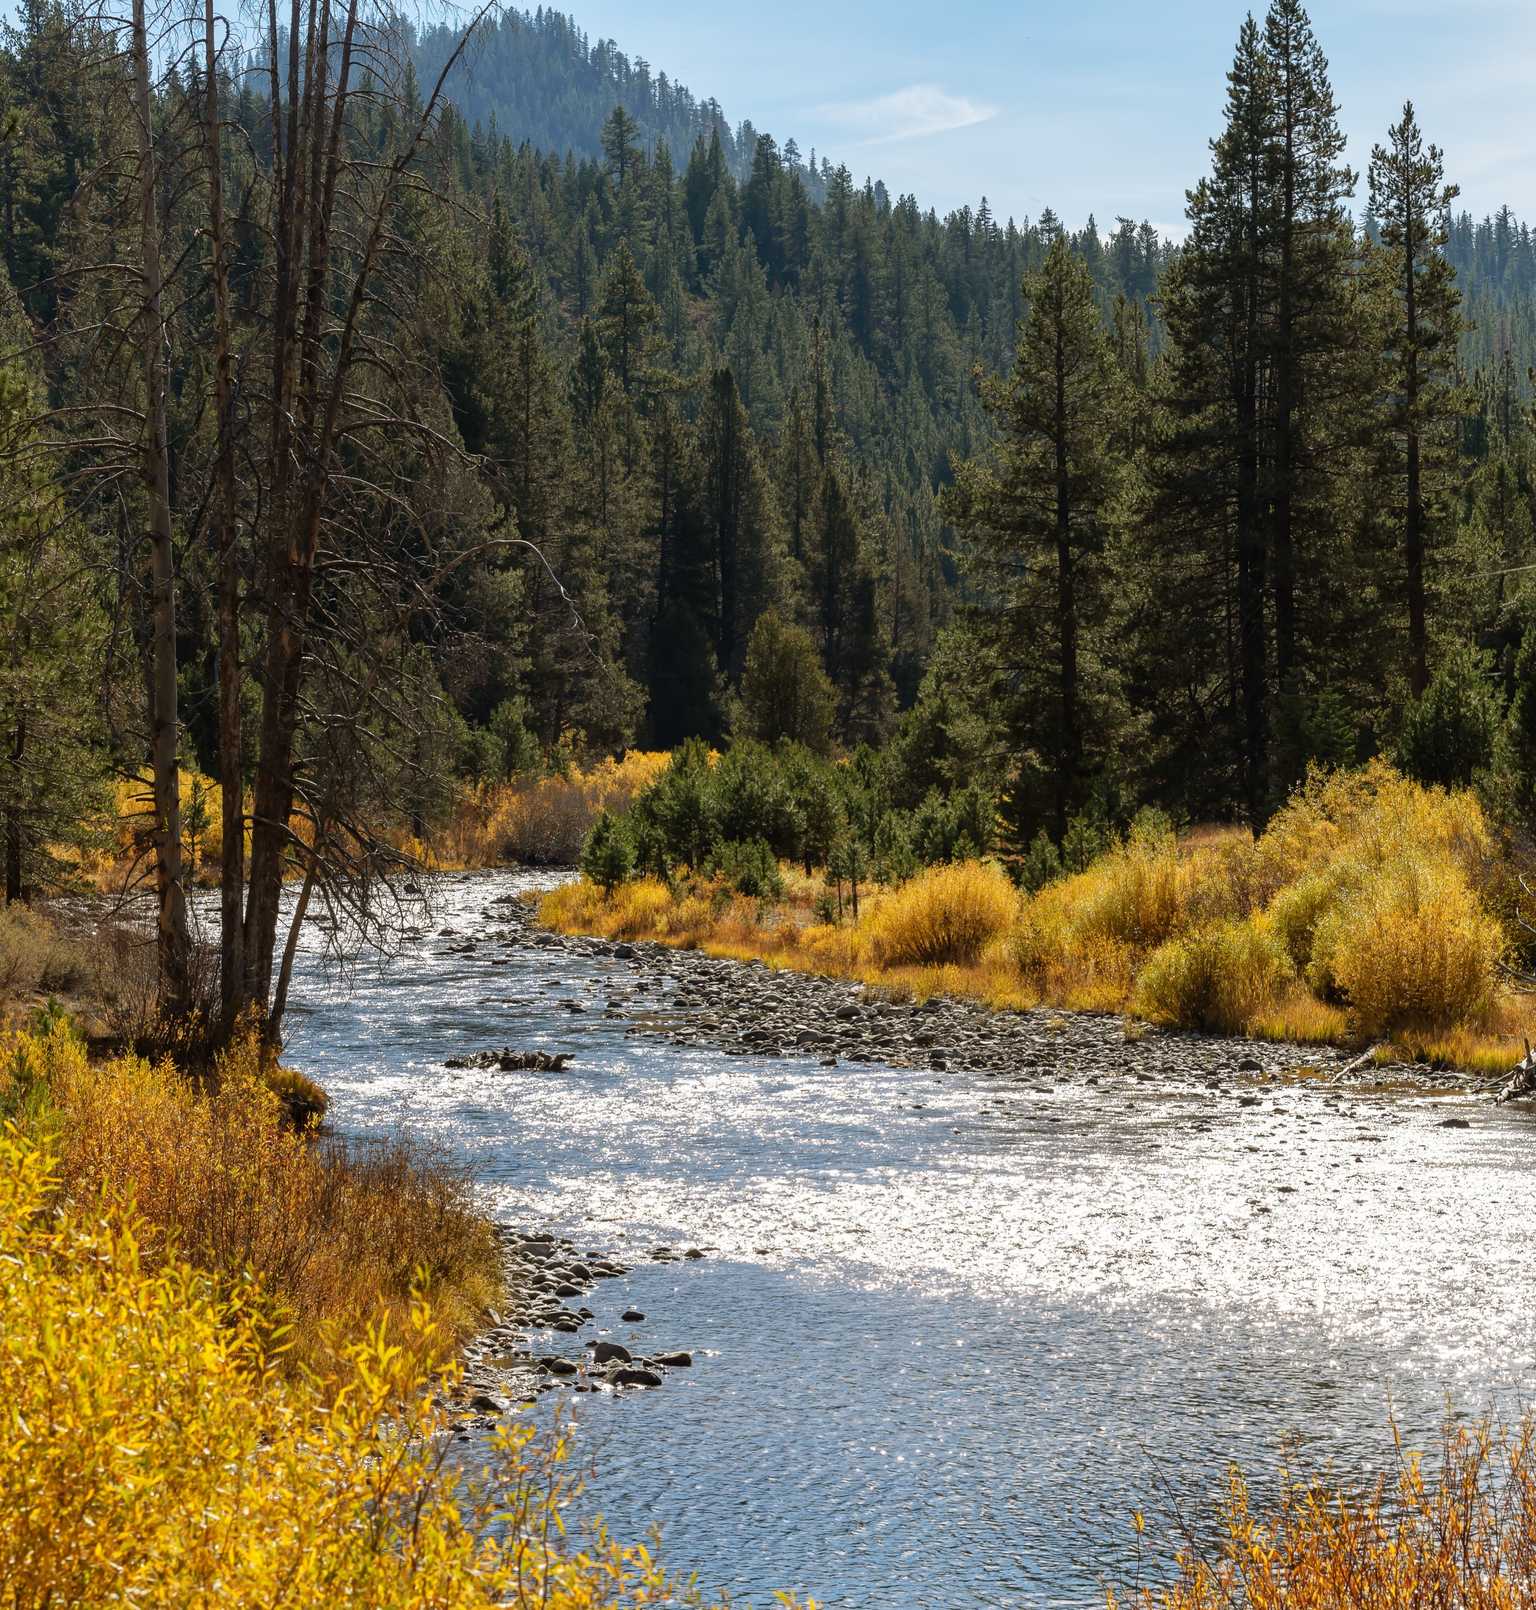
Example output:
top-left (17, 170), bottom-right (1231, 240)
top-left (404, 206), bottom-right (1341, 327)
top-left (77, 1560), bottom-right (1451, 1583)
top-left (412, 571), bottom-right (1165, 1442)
top-left (536, 872), bottom-right (1525, 1082)
top-left (541, 761), bottom-right (1536, 1077)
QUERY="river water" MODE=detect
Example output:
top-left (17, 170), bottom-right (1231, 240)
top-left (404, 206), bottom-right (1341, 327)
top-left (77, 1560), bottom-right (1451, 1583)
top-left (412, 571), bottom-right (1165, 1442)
top-left (282, 869), bottom-right (1536, 1607)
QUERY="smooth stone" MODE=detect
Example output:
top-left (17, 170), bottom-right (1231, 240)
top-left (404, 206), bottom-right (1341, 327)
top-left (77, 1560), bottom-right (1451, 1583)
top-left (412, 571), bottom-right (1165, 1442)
top-left (652, 1350), bottom-right (692, 1367)
top-left (612, 1366), bottom-right (663, 1388)
top-left (589, 1340), bottom-right (633, 1364)
top-left (622, 1309), bottom-right (646, 1322)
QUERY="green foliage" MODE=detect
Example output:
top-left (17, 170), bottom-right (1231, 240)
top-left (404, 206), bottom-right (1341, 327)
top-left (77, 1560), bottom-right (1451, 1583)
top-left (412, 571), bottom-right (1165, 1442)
top-left (580, 810), bottom-right (636, 895)
top-left (736, 611), bottom-right (836, 753)
top-left (709, 836), bottom-right (782, 898)
top-left (1395, 644), bottom-right (1501, 787)
top-left (1017, 829), bottom-right (1063, 894)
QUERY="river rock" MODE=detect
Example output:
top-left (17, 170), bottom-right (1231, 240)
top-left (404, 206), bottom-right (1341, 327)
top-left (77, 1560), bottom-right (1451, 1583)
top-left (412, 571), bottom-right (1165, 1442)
top-left (590, 1340), bottom-right (632, 1364)
top-left (652, 1351), bottom-right (692, 1367)
top-left (622, 1309), bottom-right (645, 1321)
top-left (613, 1365), bottom-right (663, 1388)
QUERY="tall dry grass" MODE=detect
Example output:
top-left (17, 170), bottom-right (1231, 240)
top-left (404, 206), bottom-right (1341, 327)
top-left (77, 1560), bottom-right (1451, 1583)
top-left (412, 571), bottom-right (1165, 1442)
top-left (9, 1024), bottom-right (498, 1365)
top-left (538, 764), bottom-right (1533, 1068)
top-left (1113, 1417), bottom-right (1536, 1609)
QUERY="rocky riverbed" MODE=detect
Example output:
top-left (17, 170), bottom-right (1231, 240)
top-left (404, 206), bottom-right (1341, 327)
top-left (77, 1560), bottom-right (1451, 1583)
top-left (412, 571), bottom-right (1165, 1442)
top-left (451, 1226), bottom-right (703, 1428)
top-left (476, 886), bottom-right (1473, 1097)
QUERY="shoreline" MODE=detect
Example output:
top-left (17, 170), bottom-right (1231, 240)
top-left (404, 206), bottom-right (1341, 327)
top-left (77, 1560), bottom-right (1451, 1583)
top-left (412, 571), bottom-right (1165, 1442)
top-left (499, 884), bottom-right (1475, 1097)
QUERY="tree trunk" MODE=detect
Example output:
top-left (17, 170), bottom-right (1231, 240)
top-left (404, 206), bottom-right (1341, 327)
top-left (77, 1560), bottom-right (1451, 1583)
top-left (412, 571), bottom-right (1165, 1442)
top-left (132, 0), bottom-right (191, 1012)
top-left (1403, 208), bottom-right (1428, 696)
top-left (1273, 91), bottom-right (1298, 689)
top-left (204, 0), bottom-right (246, 1035)
top-left (1053, 305), bottom-right (1078, 845)
top-left (3, 715), bottom-right (22, 903)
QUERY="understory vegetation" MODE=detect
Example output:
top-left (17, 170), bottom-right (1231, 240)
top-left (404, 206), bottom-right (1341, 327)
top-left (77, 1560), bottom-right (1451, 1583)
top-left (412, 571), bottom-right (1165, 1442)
top-left (0, 1108), bottom-right (753, 1607)
top-left (545, 752), bottom-right (1533, 1071)
top-left (1111, 1418), bottom-right (1536, 1608)
top-left (3, 1023), bottom-right (495, 1368)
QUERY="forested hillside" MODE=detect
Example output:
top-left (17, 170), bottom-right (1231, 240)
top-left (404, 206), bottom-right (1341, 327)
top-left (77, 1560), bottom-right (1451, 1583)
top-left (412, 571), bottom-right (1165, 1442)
top-left (4, 0), bottom-right (1536, 1034)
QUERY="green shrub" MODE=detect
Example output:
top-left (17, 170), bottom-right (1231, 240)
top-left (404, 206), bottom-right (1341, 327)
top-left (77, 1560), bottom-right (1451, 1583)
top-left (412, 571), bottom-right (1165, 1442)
top-left (710, 837), bottom-right (783, 899)
top-left (1395, 643), bottom-right (1500, 788)
top-left (579, 810), bottom-right (635, 895)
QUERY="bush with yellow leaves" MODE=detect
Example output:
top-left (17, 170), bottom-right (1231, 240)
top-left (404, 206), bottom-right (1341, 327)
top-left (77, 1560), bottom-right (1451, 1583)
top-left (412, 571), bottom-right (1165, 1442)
top-left (6, 1024), bottom-right (498, 1368)
top-left (0, 1121), bottom-right (763, 1609)
top-left (1134, 919), bottom-right (1294, 1036)
top-left (866, 861), bottom-right (1018, 967)
top-left (1113, 1417), bottom-right (1536, 1610)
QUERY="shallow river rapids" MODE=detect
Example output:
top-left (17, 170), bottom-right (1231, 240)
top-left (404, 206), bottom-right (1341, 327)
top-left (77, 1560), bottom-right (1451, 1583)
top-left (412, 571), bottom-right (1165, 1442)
top-left (281, 869), bottom-right (1536, 1607)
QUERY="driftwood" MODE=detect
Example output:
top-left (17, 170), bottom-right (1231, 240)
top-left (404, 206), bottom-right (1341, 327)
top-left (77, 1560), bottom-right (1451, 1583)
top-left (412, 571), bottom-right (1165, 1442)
top-left (445, 1049), bottom-right (573, 1073)
top-left (1327, 1043), bottom-right (1387, 1085)
top-left (1494, 1040), bottom-right (1536, 1104)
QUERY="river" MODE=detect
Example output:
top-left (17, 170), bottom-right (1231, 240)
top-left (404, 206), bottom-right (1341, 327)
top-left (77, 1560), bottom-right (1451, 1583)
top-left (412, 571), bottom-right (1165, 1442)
top-left (281, 868), bottom-right (1536, 1608)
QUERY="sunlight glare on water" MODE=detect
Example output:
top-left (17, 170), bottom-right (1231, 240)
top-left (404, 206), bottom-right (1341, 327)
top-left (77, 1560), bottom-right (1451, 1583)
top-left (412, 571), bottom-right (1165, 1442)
top-left (281, 870), bottom-right (1536, 1608)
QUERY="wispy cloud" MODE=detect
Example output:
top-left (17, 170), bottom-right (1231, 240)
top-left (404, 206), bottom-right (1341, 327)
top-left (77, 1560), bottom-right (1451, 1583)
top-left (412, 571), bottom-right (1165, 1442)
top-left (815, 83), bottom-right (998, 144)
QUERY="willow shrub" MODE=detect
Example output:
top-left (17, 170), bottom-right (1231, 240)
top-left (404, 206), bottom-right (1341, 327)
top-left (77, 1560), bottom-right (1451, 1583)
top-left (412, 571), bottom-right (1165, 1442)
top-left (0, 1124), bottom-right (744, 1609)
top-left (10, 1025), bottom-right (498, 1367)
top-left (1134, 919), bottom-right (1293, 1036)
top-left (1113, 1417), bottom-right (1536, 1610)
top-left (866, 861), bottom-right (1018, 967)
top-left (1307, 856), bottom-right (1502, 1039)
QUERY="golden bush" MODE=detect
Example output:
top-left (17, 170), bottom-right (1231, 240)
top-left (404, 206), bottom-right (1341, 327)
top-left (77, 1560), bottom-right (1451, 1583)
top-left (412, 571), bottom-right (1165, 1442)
top-left (1114, 1417), bottom-right (1536, 1610)
top-left (1307, 856), bottom-right (1501, 1038)
top-left (16, 1025), bottom-right (497, 1366)
top-left (866, 861), bottom-right (1018, 967)
top-left (0, 1124), bottom-right (745, 1609)
top-left (1134, 919), bottom-right (1292, 1035)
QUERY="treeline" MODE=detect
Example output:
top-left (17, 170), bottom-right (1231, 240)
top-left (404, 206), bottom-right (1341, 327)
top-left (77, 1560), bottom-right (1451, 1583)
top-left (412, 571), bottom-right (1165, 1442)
top-left (2, 0), bottom-right (1536, 1035)
top-left (941, 1), bottom-right (1536, 838)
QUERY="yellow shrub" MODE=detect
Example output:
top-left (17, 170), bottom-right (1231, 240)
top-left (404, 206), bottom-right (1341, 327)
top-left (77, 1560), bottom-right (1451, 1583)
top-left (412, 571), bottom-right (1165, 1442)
top-left (1114, 1417), bottom-right (1536, 1610)
top-left (0, 1125), bottom-right (741, 1608)
top-left (1308, 857), bottom-right (1501, 1038)
top-left (1256, 759), bottom-right (1491, 894)
top-left (1069, 824), bottom-right (1192, 948)
top-left (19, 1026), bottom-right (497, 1365)
top-left (1266, 859), bottom-right (1364, 970)
top-left (866, 861), bottom-right (1018, 967)
top-left (1135, 918), bottom-right (1291, 1035)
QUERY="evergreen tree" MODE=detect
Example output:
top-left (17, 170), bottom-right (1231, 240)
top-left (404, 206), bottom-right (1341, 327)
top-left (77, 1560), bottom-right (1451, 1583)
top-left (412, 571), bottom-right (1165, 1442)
top-left (1367, 102), bottom-right (1466, 696)
top-left (736, 610), bottom-right (835, 752)
top-left (948, 236), bottom-right (1124, 840)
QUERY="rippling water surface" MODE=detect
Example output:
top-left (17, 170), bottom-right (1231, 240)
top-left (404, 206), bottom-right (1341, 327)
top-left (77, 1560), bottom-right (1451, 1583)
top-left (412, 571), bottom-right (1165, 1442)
top-left (283, 870), bottom-right (1536, 1607)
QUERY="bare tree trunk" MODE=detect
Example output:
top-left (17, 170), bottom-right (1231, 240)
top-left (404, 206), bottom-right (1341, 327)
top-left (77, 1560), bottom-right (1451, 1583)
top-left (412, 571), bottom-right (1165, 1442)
top-left (204, 0), bottom-right (246, 1034)
top-left (4, 715), bottom-right (22, 904)
top-left (131, 0), bottom-right (191, 1011)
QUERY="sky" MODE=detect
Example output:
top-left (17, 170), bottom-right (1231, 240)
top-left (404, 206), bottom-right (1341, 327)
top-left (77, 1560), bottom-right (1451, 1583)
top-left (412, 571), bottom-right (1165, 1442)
top-left (564, 0), bottom-right (1536, 236)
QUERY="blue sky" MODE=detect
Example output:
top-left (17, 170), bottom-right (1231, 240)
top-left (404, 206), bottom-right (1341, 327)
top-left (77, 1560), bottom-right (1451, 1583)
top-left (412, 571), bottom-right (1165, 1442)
top-left (568, 0), bottom-right (1536, 234)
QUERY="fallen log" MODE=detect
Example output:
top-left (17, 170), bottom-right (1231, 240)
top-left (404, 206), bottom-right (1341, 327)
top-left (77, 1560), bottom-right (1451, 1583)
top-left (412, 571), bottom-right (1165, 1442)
top-left (1494, 1039), bottom-right (1536, 1104)
top-left (445, 1049), bottom-right (573, 1072)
